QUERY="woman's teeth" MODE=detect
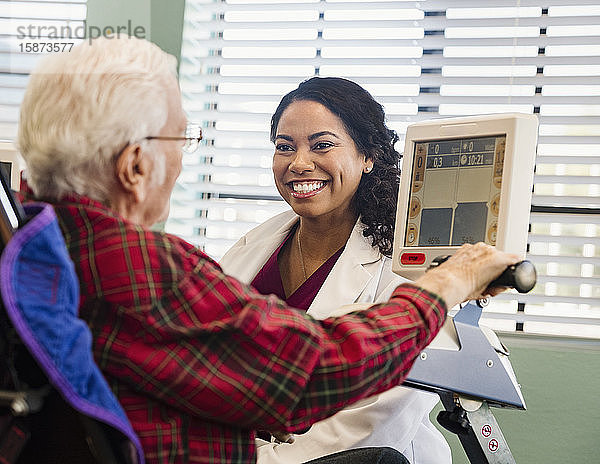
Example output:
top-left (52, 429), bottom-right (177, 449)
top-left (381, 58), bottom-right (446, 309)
top-left (292, 181), bottom-right (324, 193)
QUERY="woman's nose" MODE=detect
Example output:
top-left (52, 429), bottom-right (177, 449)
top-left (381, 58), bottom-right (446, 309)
top-left (289, 149), bottom-right (314, 173)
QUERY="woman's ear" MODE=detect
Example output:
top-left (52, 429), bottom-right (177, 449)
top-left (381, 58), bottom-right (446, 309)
top-left (364, 158), bottom-right (374, 173)
top-left (115, 144), bottom-right (150, 203)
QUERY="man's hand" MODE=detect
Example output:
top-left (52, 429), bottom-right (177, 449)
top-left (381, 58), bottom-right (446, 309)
top-left (414, 243), bottom-right (520, 308)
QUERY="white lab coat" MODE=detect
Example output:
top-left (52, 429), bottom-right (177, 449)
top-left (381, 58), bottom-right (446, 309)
top-left (220, 210), bottom-right (451, 464)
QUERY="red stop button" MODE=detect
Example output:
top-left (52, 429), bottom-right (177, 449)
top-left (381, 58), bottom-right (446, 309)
top-left (401, 252), bottom-right (426, 265)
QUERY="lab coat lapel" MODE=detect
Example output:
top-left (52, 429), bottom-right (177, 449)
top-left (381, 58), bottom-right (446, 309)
top-left (222, 211), bottom-right (298, 283)
top-left (308, 222), bottom-right (382, 320)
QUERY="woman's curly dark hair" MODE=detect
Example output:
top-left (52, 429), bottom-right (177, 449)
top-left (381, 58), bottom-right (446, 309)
top-left (270, 77), bottom-right (401, 257)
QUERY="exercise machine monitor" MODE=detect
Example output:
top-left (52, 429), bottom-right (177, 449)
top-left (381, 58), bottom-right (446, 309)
top-left (0, 142), bottom-right (22, 191)
top-left (392, 113), bottom-right (538, 281)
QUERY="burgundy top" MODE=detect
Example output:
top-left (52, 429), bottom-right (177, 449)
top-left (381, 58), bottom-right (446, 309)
top-left (251, 227), bottom-right (345, 311)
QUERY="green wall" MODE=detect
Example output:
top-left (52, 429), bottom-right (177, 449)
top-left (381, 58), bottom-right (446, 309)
top-left (432, 335), bottom-right (600, 463)
top-left (86, 0), bottom-right (185, 64)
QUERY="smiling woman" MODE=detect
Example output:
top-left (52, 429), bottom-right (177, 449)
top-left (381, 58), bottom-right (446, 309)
top-left (220, 77), bottom-right (451, 464)
top-left (271, 99), bottom-right (370, 295)
top-left (276, 79), bottom-right (400, 240)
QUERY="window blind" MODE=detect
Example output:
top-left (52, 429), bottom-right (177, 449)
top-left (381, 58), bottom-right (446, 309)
top-left (173, 0), bottom-right (600, 338)
top-left (0, 0), bottom-right (88, 141)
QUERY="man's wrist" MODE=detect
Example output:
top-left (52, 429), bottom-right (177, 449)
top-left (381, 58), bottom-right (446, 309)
top-left (413, 268), bottom-right (464, 309)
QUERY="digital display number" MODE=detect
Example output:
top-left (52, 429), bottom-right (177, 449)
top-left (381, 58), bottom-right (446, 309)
top-left (460, 152), bottom-right (494, 167)
top-left (426, 154), bottom-right (459, 169)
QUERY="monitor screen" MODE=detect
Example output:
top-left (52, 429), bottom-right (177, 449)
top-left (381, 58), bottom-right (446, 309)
top-left (0, 142), bottom-right (22, 191)
top-left (0, 160), bottom-right (20, 233)
top-left (405, 134), bottom-right (505, 248)
top-left (0, 161), bottom-right (11, 184)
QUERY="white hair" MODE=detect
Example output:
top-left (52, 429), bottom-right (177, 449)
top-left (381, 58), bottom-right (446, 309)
top-left (18, 36), bottom-right (178, 202)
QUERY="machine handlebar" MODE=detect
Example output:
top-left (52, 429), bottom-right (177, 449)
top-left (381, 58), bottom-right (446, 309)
top-left (430, 256), bottom-right (537, 294)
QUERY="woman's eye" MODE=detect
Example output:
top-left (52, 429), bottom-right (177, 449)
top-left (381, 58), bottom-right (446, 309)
top-left (275, 143), bottom-right (294, 152)
top-left (314, 141), bottom-right (333, 150)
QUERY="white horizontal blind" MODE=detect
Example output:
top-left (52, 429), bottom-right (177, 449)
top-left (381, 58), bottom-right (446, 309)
top-left (173, 0), bottom-right (600, 338)
top-left (0, 0), bottom-right (88, 141)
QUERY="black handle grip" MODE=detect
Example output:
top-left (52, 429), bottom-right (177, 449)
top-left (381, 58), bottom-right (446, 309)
top-left (429, 256), bottom-right (537, 294)
top-left (489, 260), bottom-right (537, 293)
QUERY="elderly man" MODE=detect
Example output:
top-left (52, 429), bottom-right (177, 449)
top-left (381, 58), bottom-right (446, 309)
top-left (17, 37), bottom-right (517, 464)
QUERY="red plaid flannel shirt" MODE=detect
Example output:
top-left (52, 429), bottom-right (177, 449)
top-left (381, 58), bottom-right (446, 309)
top-left (51, 194), bottom-right (447, 463)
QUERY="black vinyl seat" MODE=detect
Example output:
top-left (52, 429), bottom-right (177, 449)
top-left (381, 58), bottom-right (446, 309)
top-left (0, 338), bottom-right (135, 464)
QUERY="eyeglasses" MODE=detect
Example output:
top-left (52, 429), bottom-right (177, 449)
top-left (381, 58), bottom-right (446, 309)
top-left (145, 123), bottom-right (202, 153)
